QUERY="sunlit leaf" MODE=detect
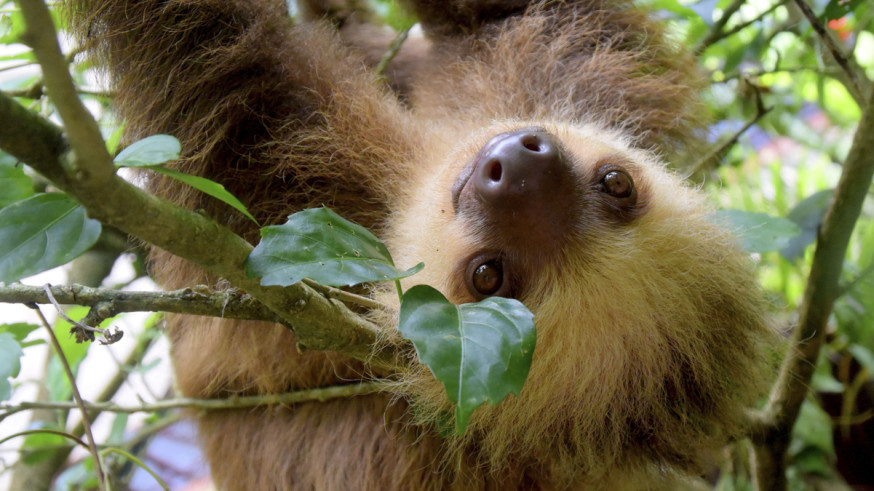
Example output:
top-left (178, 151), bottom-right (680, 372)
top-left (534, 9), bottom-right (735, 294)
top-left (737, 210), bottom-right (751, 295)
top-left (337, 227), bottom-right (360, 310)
top-left (398, 285), bottom-right (536, 434)
top-left (113, 134), bottom-right (180, 167)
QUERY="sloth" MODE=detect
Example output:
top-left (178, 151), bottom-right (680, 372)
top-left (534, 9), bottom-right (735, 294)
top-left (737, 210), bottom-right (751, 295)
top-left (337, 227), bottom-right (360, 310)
top-left (69, 0), bottom-right (775, 488)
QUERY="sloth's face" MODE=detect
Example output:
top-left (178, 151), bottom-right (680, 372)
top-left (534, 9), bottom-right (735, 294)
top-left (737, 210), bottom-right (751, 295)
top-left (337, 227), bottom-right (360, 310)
top-left (385, 121), bottom-right (769, 463)
top-left (388, 121), bottom-right (694, 310)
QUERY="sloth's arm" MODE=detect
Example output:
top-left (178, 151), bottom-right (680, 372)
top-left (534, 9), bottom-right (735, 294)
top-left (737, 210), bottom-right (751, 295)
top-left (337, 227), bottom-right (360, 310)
top-left (66, 0), bottom-right (415, 233)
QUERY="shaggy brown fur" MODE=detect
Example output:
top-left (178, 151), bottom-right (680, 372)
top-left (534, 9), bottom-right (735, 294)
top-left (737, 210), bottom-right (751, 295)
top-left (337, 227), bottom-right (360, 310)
top-left (67, 0), bottom-right (774, 488)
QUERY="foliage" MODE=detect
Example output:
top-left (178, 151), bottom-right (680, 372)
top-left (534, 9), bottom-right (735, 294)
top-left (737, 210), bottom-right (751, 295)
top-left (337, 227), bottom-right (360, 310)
top-left (0, 0), bottom-right (872, 489)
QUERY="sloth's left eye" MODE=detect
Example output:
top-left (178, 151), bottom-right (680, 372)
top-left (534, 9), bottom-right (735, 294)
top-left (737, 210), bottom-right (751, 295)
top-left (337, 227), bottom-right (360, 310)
top-left (472, 261), bottom-right (503, 296)
top-left (600, 170), bottom-right (634, 198)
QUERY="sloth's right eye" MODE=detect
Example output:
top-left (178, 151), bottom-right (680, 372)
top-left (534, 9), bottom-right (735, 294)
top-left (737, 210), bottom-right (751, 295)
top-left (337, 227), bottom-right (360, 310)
top-left (464, 254), bottom-right (513, 299)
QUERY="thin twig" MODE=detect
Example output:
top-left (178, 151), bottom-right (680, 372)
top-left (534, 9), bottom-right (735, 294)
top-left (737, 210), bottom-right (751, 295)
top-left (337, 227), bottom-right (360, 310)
top-left (28, 304), bottom-right (106, 489)
top-left (689, 81), bottom-right (771, 176)
top-left (697, 0), bottom-right (789, 54)
top-left (0, 381), bottom-right (384, 420)
top-left (374, 26), bottom-right (411, 78)
top-left (100, 448), bottom-right (169, 491)
top-left (302, 279), bottom-right (385, 310)
top-left (0, 429), bottom-right (88, 450)
top-left (694, 0), bottom-right (748, 55)
top-left (837, 258), bottom-right (874, 297)
top-left (792, 0), bottom-right (869, 104)
top-left (42, 283), bottom-right (115, 341)
top-left (720, 0), bottom-right (789, 41)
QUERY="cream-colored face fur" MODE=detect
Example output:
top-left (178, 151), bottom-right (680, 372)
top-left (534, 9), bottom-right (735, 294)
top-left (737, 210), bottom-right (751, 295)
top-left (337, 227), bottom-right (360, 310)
top-left (381, 120), bottom-right (771, 481)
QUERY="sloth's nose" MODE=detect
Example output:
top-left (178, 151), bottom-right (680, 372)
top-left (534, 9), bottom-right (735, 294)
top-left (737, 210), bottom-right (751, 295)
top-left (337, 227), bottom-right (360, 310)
top-left (473, 129), bottom-right (565, 205)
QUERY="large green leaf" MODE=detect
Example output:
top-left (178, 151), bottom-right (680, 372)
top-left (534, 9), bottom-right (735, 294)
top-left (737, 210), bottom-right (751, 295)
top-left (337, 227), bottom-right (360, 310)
top-left (0, 332), bottom-right (23, 401)
top-left (247, 207), bottom-right (423, 287)
top-left (0, 193), bottom-right (101, 283)
top-left (714, 209), bottom-right (800, 253)
top-left (398, 285), bottom-right (536, 434)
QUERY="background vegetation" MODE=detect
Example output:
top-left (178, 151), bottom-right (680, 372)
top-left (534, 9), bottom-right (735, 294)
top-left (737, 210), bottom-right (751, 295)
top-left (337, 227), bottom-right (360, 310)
top-left (0, 0), bottom-right (872, 489)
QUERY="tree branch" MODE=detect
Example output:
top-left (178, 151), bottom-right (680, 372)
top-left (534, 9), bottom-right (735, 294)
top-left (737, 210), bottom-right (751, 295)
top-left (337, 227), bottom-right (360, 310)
top-left (694, 0), bottom-right (748, 55)
top-left (689, 80), bottom-right (771, 177)
top-left (792, 0), bottom-right (871, 105)
top-left (0, 283), bottom-right (285, 325)
top-left (696, 0), bottom-right (789, 54)
top-left (30, 304), bottom-right (106, 489)
top-left (0, 381), bottom-right (383, 421)
top-left (17, 0), bottom-right (115, 187)
top-left (0, 90), bottom-right (398, 370)
top-left (751, 80), bottom-right (874, 491)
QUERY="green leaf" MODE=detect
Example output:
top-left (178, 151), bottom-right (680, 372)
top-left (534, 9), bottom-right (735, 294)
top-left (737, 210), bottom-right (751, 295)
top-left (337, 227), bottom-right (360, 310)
top-left (247, 207), bottom-right (423, 287)
top-left (20, 424), bottom-right (68, 465)
top-left (0, 193), bottom-right (101, 283)
top-left (0, 332), bottom-right (23, 401)
top-left (113, 134), bottom-right (180, 167)
top-left (790, 399), bottom-right (835, 458)
top-left (152, 166), bottom-right (258, 224)
top-left (847, 344), bottom-right (874, 375)
top-left (46, 306), bottom-right (92, 401)
top-left (0, 322), bottom-right (40, 342)
top-left (713, 209), bottom-right (801, 253)
top-left (107, 413), bottom-right (129, 446)
top-left (398, 285), bottom-right (536, 434)
top-left (112, 134), bottom-right (256, 222)
top-left (0, 153), bottom-right (34, 208)
top-left (822, 0), bottom-right (865, 21)
top-left (781, 189), bottom-right (834, 261)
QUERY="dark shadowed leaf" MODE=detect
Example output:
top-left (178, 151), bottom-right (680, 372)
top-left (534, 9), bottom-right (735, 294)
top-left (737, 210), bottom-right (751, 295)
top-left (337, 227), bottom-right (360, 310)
top-left (247, 207), bottom-right (423, 287)
top-left (113, 134), bottom-right (180, 167)
top-left (0, 193), bottom-right (101, 283)
top-left (822, 0), bottom-right (864, 21)
top-left (0, 153), bottom-right (34, 208)
top-left (714, 209), bottom-right (800, 253)
top-left (398, 285), bottom-right (536, 434)
top-left (781, 189), bottom-right (834, 261)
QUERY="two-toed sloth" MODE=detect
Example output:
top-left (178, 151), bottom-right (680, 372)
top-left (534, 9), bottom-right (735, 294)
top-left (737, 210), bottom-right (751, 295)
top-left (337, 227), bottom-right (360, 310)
top-left (68, 0), bottom-right (775, 488)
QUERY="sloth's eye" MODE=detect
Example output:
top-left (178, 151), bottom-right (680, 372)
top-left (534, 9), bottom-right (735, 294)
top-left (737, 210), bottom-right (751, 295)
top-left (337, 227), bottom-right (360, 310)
top-left (600, 170), bottom-right (634, 198)
top-left (472, 261), bottom-right (503, 296)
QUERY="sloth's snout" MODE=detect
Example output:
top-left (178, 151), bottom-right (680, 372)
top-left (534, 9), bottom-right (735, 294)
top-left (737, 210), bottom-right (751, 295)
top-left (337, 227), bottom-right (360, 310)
top-left (473, 129), bottom-right (565, 205)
